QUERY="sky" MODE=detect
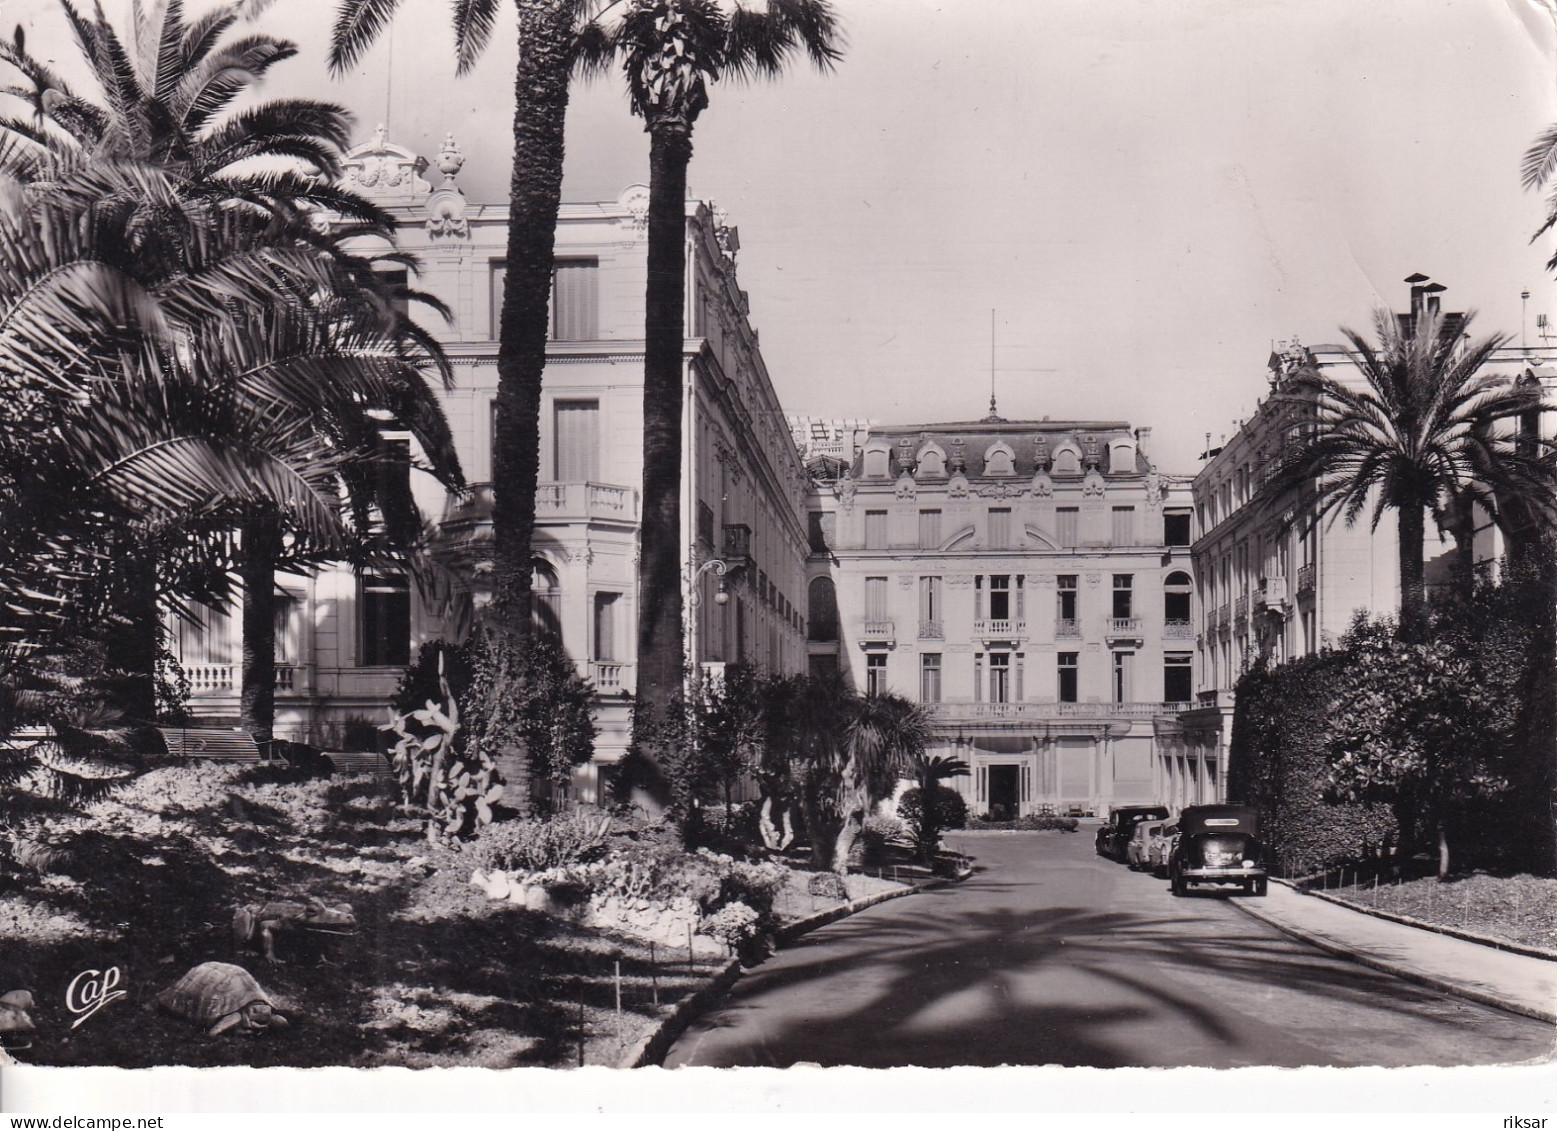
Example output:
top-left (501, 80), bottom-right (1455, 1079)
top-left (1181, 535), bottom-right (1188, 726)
top-left (12, 0), bottom-right (1557, 476)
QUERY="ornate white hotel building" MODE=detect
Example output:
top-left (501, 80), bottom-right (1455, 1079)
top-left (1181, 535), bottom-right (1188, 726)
top-left (171, 129), bottom-right (810, 800)
top-left (794, 415), bottom-right (1204, 817)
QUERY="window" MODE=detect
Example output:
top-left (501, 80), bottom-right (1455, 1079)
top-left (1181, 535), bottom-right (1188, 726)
top-left (808, 510), bottom-right (828, 553)
top-left (1056, 506), bottom-right (1079, 548)
top-left (1015, 652), bottom-right (1025, 701)
top-left (553, 400), bottom-right (600, 482)
top-left (1112, 574), bottom-right (1133, 619)
top-left (699, 501), bottom-right (716, 548)
top-left (973, 653), bottom-right (983, 701)
top-left (807, 577), bottom-right (839, 642)
top-left (1113, 650), bottom-right (1134, 703)
top-left (918, 508), bottom-right (942, 549)
top-left (360, 571), bottom-right (410, 667)
top-left (865, 576), bottom-right (888, 622)
top-left (491, 259), bottom-right (599, 342)
top-left (532, 561), bottom-right (561, 639)
top-left (989, 652), bottom-right (1010, 703)
top-left (550, 259), bottom-right (599, 341)
top-left (374, 437), bottom-right (412, 539)
top-left (866, 653), bottom-right (887, 696)
top-left (594, 592), bottom-right (620, 660)
top-left (1165, 510), bottom-right (1192, 547)
top-left (920, 653), bottom-right (942, 703)
top-left (1164, 570), bottom-right (1192, 625)
top-left (1111, 505), bottom-right (1134, 546)
top-left (1058, 652), bottom-right (1078, 703)
top-left (1057, 575), bottom-right (1078, 632)
top-left (1165, 652), bottom-right (1193, 703)
top-left (988, 507), bottom-right (1012, 549)
top-left (864, 509), bottom-right (888, 549)
top-left (918, 576), bottom-right (943, 637)
top-left (862, 447), bottom-right (890, 478)
top-left (1054, 447), bottom-right (1080, 475)
top-left (988, 575), bottom-right (1011, 620)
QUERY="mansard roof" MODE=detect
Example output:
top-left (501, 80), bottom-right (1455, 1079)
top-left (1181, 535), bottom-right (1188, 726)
top-left (850, 419), bottom-right (1149, 478)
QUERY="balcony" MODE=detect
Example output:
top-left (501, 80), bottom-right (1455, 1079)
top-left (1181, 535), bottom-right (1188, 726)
top-left (1106, 616), bottom-right (1143, 642)
top-left (590, 661), bottom-right (631, 694)
top-left (721, 523), bottom-right (753, 570)
top-left (926, 701), bottom-right (1186, 723)
top-left (973, 618), bottom-right (1025, 644)
top-left (860, 619), bottom-right (896, 647)
top-left (918, 619), bottom-right (943, 640)
top-left (1234, 594), bottom-right (1250, 621)
top-left (1055, 617), bottom-right (1082, 638)
top-left (449, 481), bottom-right (639, 530)
top-left (1296, 563), bottom-right (1316, 595)
top-left (1257, 575), bottom-right (1287, 611)
top-left (186, 664), bottom-right (298, 695)
top-left (1163, 618), bottom-right (1194, 639)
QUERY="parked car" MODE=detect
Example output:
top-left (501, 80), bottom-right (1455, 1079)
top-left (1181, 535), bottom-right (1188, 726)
top-left (1095, 805), bottom-right (1171, 862)
top-left (1146, 820), bottom-right (1178, 878)
top-left (1126, 821), bottom-right (1164, 870)
top-left (1169, 804), bottom-right (1266, 896)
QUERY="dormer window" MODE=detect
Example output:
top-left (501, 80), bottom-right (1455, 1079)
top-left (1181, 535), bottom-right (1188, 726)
top-left (1053, 445), bottom-right (1082, 475)
top-left (862, 444), bottom-right (892, 479)
top-left (982, 442), bottom-right (1016, 476)
top-left (1108, 439), bottom-right (1136, 474)
top-left (916, 443), bottom-right (946, 479)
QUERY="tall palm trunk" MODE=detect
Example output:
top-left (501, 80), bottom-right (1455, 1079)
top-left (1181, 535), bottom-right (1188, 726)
top-left (633, 118), bottom-right (694, 805)
top-left (1397, 502), bottom-right (1428, 642)
top-left (239, 512), bottom-right (282, 752)
top-left (489, 1), bottom-right (578, 634)
top-left (104, 540), bottom-right (160, 723)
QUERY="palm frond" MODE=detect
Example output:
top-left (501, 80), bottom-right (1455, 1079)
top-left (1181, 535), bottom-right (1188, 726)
top-left (327, 0), bottom-right (405, 75)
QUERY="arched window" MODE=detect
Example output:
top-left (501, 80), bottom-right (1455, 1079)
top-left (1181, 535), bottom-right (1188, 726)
top-left (1053, 445), bottom-right (1081, 475)
top-left (862, 445), bottom-right (891, 479)
top-left (1164, 570), bottom-right (1192, 625)
top-left (807, 576), bottom-right (839, 642)
top-left (1109, 440), bottom-right (1136, 474)
top-left (916, 444), bottom-right (946, 479)
top-left (982, 442), bottom-right (1015, 476)
top-left (532, 560), bottom-right (562, 639)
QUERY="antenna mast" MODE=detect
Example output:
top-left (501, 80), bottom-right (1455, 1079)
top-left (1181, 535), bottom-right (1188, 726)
top-left (989, 309), bottom-right (997, 418)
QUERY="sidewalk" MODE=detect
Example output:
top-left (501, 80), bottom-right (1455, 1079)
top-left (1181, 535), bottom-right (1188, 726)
top-left (1235, 880), bottom-right (1557, 1023)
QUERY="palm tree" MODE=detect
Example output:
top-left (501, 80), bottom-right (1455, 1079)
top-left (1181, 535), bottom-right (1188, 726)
top-left (2, 1), bottom-right (460, 734)
top-left (330, 0), bottom-right (609, 637)
top-left (1274, 308), bottom-right (1553, 641)
top-left (830, 691), bottom-right (930, 873)
top-left (906, 753), bottom-right (969, 865)
top-left (575, 0), bottom-right (841, 797)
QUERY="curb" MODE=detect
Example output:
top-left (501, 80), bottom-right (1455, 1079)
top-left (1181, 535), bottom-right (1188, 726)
top-left (1277, 879), bottom-right (1557, 963)
top-left (618, 870), bottom-right (971, 1069)
top-left (1232, 889), bottom-right (1557, 1025)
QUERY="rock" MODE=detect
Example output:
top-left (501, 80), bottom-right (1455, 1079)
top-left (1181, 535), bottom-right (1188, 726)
top-left (807, 872), bottom-right (848, 901)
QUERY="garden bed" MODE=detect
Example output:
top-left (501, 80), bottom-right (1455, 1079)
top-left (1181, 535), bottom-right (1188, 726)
top-left (1311, 872), bottom-right (1557, 954)
top-left (0, 762), bottom-right (915, 1068)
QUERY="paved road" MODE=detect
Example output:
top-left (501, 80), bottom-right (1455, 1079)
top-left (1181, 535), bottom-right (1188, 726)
top-left (665, 831), bottom-right (1556, 1068)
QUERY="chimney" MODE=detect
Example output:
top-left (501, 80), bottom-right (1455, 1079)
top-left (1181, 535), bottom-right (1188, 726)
top-left (1134, 427), bottom-right (1151, 461)
top-left (1405, 272), bottom-right (1430, 323)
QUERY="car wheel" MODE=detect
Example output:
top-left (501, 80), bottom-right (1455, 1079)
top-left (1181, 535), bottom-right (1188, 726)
top-left (1253, 877), bottom-right (1268, 897)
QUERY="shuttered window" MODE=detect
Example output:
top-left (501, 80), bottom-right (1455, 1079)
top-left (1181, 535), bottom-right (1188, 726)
top-left (988, 507), bottom-right (1012, 549)
top-left (491, 259), bottom-right (599, 341)
top-left (864, 510), bottom-right (887, 549)
top-left (551, 259), bottom-right (599, 341)
top-left (1111, 505), bottom-right (1134, 546)
top-left (918, 508), bottom-right (942, 549)
top-left (865, 576), bottom-right (888, 621)
top-left (553, 400), bottom-right (600, 482)
top-left (1056, 507), bottom-right (1079, 548)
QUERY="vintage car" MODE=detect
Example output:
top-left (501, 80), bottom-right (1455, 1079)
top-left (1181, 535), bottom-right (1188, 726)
top-left (1146, 820), bottom-right (1178, 878)
top-left (1095, 805), bottom-right (1171, 862)
top-left (1169, 804), bottom-right (1266, 896)
top-left (1126, 820), bottom-right (1164, 871)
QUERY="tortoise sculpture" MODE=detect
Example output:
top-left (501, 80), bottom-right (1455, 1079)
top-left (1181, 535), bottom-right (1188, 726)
top-left (0, 990), bottom-right (36, 1049)
top-left (154, 962), bottom-right (289, 1037)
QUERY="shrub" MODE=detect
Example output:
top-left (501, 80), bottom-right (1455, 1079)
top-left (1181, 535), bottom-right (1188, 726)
top-left (1229, 648), bottom-right (1396, 875)
top-left (966, 814), bottom-right (1078, 832)
top-left (897, 785), bottom-right (967, 836)
top-left (702, 900), bottom-right (760, 947)
top-left (474, 812), bottom-right (614, 874)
